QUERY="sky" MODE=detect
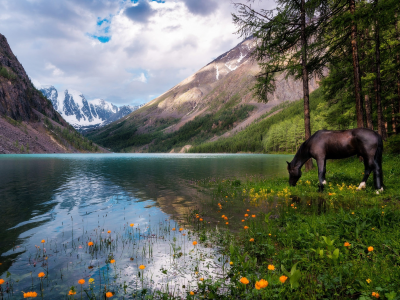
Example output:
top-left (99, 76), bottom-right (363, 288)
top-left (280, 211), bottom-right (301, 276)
top-left (0, 0), bottom-right (275, 107)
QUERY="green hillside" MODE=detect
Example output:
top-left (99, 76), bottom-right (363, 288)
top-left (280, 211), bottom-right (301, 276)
top-left (85, 93), bottom-right (255, 152)
top-left (190, 88), bottom-right (332, 153)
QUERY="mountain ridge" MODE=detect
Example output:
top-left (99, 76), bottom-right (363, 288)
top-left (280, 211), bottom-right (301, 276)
top-left (86, 37), bottom-right (321, 153)
top-left (40, 86), bottom-right (143, 131)
top-left (0, 32), bottom-right (105, 153)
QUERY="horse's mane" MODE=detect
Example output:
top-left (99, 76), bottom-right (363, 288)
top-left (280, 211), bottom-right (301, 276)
top-left (292, 138), bottom-right (311, 168)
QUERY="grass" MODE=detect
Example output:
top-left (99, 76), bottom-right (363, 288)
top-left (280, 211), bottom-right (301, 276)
top-left (184, 154), bottom-right (400, 299)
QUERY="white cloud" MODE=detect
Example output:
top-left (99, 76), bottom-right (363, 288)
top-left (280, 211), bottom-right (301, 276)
top-left (133, 72), bottom-right (147, 83)
top-left (0, 0), bottom-right (276, 107)
top-left (45, 62), bottom-right (64, 76)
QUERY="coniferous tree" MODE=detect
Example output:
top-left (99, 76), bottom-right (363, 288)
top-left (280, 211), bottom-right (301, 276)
top-left (232, 0), bottom-right (339, 169)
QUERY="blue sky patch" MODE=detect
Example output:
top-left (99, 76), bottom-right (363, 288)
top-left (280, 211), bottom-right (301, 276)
top-left (130, 0), bottom-right (165, 3)
top-left (97, 18), bottom-right (110, 26)
top-left (86, 34), bottom-right (111, 43)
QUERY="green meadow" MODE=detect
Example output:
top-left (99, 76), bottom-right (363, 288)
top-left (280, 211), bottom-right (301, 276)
top-left (186, 154), bottom-right (400, 299)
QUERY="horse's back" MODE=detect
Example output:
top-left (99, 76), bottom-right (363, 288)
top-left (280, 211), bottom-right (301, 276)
top-left (309, 129), bottom-right (380, 159)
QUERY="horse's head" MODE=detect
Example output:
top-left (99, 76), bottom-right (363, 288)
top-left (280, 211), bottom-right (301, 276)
top-left (287, 161), bottom-right (301, 186)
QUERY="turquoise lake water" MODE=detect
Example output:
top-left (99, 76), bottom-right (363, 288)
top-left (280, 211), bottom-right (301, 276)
top-left (0, 153), bottom-right (292, 298)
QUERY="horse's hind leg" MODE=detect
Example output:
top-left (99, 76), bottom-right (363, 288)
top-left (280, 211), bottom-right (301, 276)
top-left (373, 160), bottom-right (383, 191)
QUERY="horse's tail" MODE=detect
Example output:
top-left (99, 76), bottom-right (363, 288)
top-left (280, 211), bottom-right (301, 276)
top-left (374, 134), bottom-right (384, 187)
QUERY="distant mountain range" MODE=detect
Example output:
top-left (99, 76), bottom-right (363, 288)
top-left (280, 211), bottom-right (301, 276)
top-left (0, 33), bottom-right (105, 154)
top-left (40, 86), bottom-right (144, 131)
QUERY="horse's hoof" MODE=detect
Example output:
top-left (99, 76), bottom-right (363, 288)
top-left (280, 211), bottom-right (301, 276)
top-left (357, 182), bottom-right (366, 190)
top-left (322, 180), bottom-right (327, 185)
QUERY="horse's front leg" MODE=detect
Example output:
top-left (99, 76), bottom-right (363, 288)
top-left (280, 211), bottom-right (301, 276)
top-left (317, 158), bottom-right (326, 192)
top-left (357, 158), bottom-right (372, 190)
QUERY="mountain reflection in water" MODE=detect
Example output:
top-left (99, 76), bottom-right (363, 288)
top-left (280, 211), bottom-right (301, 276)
top-left (0, 153), bottom-right (291, 298)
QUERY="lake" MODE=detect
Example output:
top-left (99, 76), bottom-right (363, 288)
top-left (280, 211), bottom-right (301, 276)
top-left (0, 153), bottom-right (292, 299)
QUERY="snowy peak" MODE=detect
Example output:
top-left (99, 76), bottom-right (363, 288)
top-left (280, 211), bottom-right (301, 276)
top-left (40, 86), bottom-right (139, 131)
top-left (211, 38), bottom-right (255, 81)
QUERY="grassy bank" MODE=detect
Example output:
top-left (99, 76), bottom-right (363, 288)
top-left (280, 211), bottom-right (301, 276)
top-left (186, 154), bottom-right (400, 299)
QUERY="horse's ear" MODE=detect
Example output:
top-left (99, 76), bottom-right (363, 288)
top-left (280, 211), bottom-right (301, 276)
top-left (286, 161), bottom-right (290, 170)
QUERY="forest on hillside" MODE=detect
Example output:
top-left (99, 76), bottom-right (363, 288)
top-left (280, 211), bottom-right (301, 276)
top-left (189, 0), bottom-right (400, 154)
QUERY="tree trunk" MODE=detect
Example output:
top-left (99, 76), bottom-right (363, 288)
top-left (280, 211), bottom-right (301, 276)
top-left (392, 101), bottom-right (396, 133)
top-left (349, 0), bottom-right (364, 128)
top-left (365, 95), bottom-right (373, 129)
top-left (395, 14), bottom-right (400, 132)
top-left (374, 1), bottom-right (386, 139)
top-left (301, 0), bottom-right (312, 171)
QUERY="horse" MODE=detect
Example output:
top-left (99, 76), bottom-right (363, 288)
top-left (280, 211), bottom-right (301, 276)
top-left (286, 128), bottom-right (383, 193)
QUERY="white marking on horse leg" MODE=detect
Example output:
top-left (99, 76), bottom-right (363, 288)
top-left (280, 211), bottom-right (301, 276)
top-left (356, 182), bottom-right (366, 190)
top-left (322, 180), bottom-right (327, 185)
top-left (376, 190), bottom-right (380, 195)
top-left (380, 187), bottom-right (383, 192)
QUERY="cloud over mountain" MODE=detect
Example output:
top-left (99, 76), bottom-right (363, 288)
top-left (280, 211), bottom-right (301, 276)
top-left (0, 0), bottom-right (275, 107)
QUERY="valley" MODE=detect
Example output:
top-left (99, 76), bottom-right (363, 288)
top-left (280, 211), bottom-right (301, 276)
top-left (85, 37), bottom-right (321, 153)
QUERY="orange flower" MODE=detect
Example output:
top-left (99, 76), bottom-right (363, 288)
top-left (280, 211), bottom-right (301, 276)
top-left (255, 279), bottom-right (268, 289)
top-left (0, 279), bottom-right (4, 285)
top-left (172, 228), bottom-right (176, 231)
top-left (279, 275), bottom-right (288, 283)
top-left (78, 279), bottom-right (85, 285)
top-left (242, 219), bottom-right (245, 222)
top-left (110, 259), bottom-right (115, 264)
top-left (344, 242), bottom-right (351, 247)
top-left (249, 238), bottom-right (254, 242)
top-left (268, 265), bottom-right (275, 271)
top-left (251, 215), bottom-right (256, 218)
top-left (190, 291), bottom-right (195, 295)
top-left (179, 228), bottom-right (183, 231)
top-left (224, 217), bottom-right (228, 220)
top-left (239, 277), bottom-right (249, 284)
top-left (193, 241), bottom-right (198, 246)
top-left (139, 265), bottom-right (145, 270)
top-left (23, 291), bottom-right (38, 298)
top-left (106, 292), bottom-right (113, 298)
top-left (107, 230), bottom-right (111, 234)
top-left (88, 241), bottom-right (94, 246)
top-left (38, 272), bottom-right (45, 278)
top-left (41, 240), bottom-right (45, 243)
top-left (229, 261), bottom-right (233, 265)
top-left (196, 215), bottom-right (199, 218)
top-left (199, 278), bottom-right (204, 281)
top-left (244, 226), bottom-right (249, 229)
top-left (130, 223), bottom-right (134, 227)
top-left (221, 215), bottom-right (225, 218)
top-left (226, 222), bottom-right (229, 225)
top-left (368, 246), bottom-right (374, 252)
top-left (247, 209), bottom-right (250, 212)
top-left (372, 292), bottom-right (380, 298)
top-left (244, 214), bottom-right (249, 217)
top-left (68, 290), bottom-right (76, 295)
top-left (199, 218), bottom-right (203, 221)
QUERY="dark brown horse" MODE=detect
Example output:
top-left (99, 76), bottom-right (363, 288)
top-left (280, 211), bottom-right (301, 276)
top-left (287, 128), bottom-right (383, 193)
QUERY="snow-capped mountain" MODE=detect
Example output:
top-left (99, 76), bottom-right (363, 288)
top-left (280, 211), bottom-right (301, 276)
top-left (40, 86), bottom-right (140, 131)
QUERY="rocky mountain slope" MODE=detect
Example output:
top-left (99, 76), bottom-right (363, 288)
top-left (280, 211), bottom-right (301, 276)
top-left (0, 33), bottom-right (104, 154)
top-left (86, 37), bottom-right (321, 153)
top-left (40, 86), bottom-right (142, 131)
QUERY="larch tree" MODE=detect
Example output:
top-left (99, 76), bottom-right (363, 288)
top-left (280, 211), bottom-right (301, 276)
top-left (232, 0), bottom-right (344, 170)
